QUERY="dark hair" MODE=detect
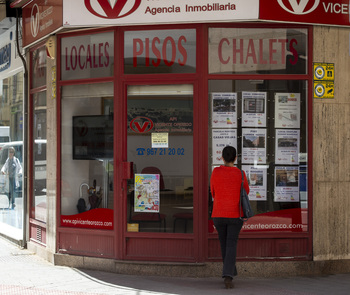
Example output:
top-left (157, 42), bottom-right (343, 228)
top-left (222, 146), bottom-right (236, 163)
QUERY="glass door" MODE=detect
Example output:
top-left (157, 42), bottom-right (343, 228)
top-left (126, 84), bottom-right (194, 233)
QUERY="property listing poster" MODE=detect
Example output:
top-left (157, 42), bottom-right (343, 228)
top-left (242, 128), bottom-right (267, 164)
top-left (212, 93), bottom-right (237, 128)
top-left (274, 166), bottom-right (299, 202)
top-left (212, 129), bottom-right (237, 165)
top-left (275, 93), bottom-right (300, 128)
top-left (134, 174), bottom-right (160, 212)
top-left (275, 129), bottom-right (300, 165)
top-left (242, 92), bottom-right (267, 127)
top-left (242, 165), bottom-right (267, 201)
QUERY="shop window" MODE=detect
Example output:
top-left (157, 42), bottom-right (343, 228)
top-left (124, 29), bottom-right (196, 74)
top-left (208, 80), bottom-right (308, 233)
top-left (0, 71), bottom-right (24, 231)
top-left (127, 85), bottom-right (194, 233)
top-left (61, 31), bottom-right (114, 81)
top-left (31, 46), bottom-right (47, 88)
top-left (209, 28), bottom-right (307, 75)
top-left (33, 91), bottom-right (47, 222)
top-left (30, 45), bottom-right (48, 226)
top-left (60, 83), bottom-right (114, 230)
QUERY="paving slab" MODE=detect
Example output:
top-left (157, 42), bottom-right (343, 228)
top-left (1, 237), bottom-right (349, 295)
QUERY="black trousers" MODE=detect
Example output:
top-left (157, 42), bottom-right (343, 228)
top-left (213, 217), bottom-right (243, 278)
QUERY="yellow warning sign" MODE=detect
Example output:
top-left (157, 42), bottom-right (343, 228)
top-left (313, 63), bottom-right (334, 81)
top-left (314, 81), bottom-right (334, 99)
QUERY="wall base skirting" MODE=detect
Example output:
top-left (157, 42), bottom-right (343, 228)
top-left (51, 253), bottom-right (350, 278)
top-left (27, 239), bottom-right (350, 278)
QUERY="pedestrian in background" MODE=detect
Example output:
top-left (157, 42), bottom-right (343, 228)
top-left (1, 147), bottom-right (22, 209)
top-left (210, 146), bottom-right (249, 289)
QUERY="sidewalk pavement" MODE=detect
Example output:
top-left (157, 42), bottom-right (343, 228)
top-left (1, 236), bottom-right (349, 295)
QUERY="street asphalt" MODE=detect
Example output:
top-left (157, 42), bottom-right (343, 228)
top-left (0, 236), bottom-right (349, 295)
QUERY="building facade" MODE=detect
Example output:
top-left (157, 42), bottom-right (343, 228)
top-left (7, 0), bottom-right (350, 276)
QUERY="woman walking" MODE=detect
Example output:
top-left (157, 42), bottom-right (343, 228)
top-left (210, 146), bottom-right (249, 289)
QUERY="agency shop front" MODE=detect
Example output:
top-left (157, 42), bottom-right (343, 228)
top-left (19, 0), bottom-right (332, 268)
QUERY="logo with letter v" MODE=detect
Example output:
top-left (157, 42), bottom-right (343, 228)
top-left (31, 4), bottom-right (40, 37)
top-left (130, 117), bottom-right (154, 133)
top-left (277, 0), bottom-right (320, 15)
top-left (84, 0), bottom-right (142, 19)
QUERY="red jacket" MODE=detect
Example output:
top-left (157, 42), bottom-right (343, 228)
top-left (210, 166), bottom-right (250, 218)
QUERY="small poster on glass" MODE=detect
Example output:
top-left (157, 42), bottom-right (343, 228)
top-left (275, 93), bottom-right (300, 128)
top-left (242, 128), bottom-right (267, 164)
top-left (211, 93), bottom-right (237, 128)
top-left (242, 165), bottom-right (267, 201)
top-left (212, 129), bottom-right (237, 165)
top-left (134, 174), bottom-right (160, 212)
top-left (242, 92), bottom-right (267, 127)
top-left (274, 166), bottom-right (300, 202)
top-left (275, 129), bottom-right (300, 165)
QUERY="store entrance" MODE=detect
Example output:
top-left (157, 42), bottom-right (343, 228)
top-left (126, 84), bottom-right (194, 234)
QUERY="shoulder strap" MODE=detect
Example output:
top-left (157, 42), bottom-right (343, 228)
top-left (239, 170), bottom-right (243, 217)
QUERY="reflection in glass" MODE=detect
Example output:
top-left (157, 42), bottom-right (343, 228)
top-left (61, 83), bottom-right (114, 229)
top-left (124, 29), bottom-right (196, 74)
top-left (31, 46), bottom-right (47, 89)
top-left (127, 85), bottom-right (194, 233)
top-left (34, 91), bottom-right (47, 222)
top-left (209, 28), bottom-right (308, 75)
top-left (0, 71), bottom-right (24, 232)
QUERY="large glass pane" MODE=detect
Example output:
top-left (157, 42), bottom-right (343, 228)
top-left (61, 83), bottom-right (114, 230)
top-left (124, 29), bottom-right (196, 74)
top-left (61, 32), bottom-right (114, 81)
top-left (209, 28), bottom-right (307, 75)
top-left (0, 71), bottom-right (24, 234)
top-left (33, 91), bottom-right (47, 222)
top-left (31, 46), bottom-right (47, 89)
top-left (208, 80), bottom-right (308, 233)
top-left (127, 85), bottom-right (193, 233)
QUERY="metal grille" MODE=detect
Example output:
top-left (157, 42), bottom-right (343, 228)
top-left (36, 226), bottom-right (42, 243)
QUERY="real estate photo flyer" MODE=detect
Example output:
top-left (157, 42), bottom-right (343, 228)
top-left (211, 92), bottom-right (238, 128)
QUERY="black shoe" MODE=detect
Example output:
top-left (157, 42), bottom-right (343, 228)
top-left (224, 276), bottom-right (233, 289)
top-left (11, 204), bottom-right (15, 210)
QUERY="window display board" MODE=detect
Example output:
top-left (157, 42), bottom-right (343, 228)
top-left (242, 165), bottom-right (267, 201)
top-left (212, 129), bottom-right (237, 165)
top-left (211, 93), bottom-right (237, 128)
top-left (209, 78), bottom-right (308, 234)
top-left (274, 166), bottom-right (300, 202)
top-left (242, 92), bottom-right (267, 127)
top-left (275, 129), bottom-right (300, 165)
top-left (275, 93), bottom-right (300, 128)
top-left (242, 128), bottom-right (267, 164)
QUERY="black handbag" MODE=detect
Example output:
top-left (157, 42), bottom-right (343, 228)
top-left (239, 170), bottom-right (254, 221)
